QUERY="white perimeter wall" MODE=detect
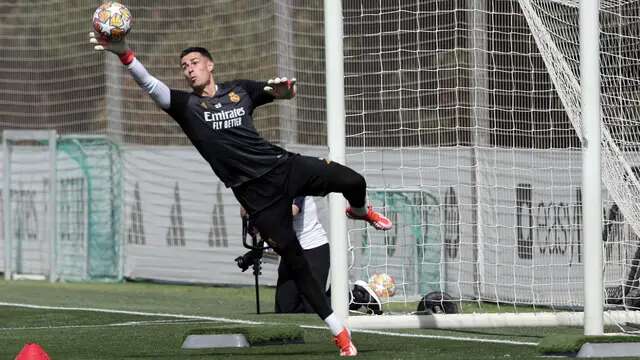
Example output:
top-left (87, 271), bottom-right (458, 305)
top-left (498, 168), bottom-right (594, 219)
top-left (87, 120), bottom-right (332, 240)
top-left (0, 145), bottom-right (637, 307)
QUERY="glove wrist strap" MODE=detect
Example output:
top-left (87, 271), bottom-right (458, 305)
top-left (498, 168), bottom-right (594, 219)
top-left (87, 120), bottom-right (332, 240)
top-left (119, 49), bottom-right (135, 65)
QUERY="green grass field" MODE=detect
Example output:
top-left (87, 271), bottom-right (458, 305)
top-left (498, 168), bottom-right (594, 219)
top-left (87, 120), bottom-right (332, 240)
top-left (0, 279), bottom-right (630, 359)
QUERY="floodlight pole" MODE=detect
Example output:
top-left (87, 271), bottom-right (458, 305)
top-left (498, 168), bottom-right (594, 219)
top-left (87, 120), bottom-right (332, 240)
top-left (579, 0), bottom-right (604, 336)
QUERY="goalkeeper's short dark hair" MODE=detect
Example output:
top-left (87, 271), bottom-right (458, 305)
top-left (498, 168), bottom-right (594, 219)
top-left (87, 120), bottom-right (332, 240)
top-left (180, 47), bottom-right (212, 61)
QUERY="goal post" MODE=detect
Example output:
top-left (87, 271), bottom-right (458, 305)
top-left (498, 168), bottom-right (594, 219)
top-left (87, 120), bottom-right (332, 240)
top-left (55, 136), bottom-right (124, 281)
top-left (2, 131), bottom-right (123, 282)
top-left (580, 0), bottom-right (604, 336)
top-left (2, 130), bottom-right (57, 282)
top-left (325, 0), bottom-right (350, 321)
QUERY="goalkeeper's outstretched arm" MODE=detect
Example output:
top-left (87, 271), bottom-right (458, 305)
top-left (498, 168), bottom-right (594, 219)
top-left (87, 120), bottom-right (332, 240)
top-left (88, 32), bottom-right (170, 110)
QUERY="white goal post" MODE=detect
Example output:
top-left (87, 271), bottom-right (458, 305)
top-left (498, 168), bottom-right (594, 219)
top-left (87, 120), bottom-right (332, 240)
top-left (3, 130), bottom-right (57, 282)
top-left (2, 130), bottom-right (124, 283)
top-left (579, 0), bottom-right (604, 336)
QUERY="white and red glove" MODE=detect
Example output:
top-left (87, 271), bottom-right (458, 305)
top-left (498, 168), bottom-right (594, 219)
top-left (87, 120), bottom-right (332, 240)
top-left (264, 77), bottom-right (297, 99)
top-left (88, 31), bottom-right (135, 65)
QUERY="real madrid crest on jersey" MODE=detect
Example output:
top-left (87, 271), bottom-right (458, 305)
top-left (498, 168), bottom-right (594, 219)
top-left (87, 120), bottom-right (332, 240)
top-left (229, 91), bottom-right (240, 103)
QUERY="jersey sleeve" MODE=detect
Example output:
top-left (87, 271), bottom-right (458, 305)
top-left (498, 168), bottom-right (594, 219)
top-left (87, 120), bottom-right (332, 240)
top-left (236, 80), bottom-right (274, 107)
top-left (164, 90), bottom-right (191, 123)
top-left (127, 58), bottom-right (171, 110)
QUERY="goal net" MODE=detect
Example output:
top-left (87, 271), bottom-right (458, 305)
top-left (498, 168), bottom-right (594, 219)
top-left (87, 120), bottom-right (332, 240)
top-left (341, 0), bottom-right (640, 328)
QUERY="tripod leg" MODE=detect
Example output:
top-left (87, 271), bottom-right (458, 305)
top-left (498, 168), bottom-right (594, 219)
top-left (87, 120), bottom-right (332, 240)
top-left (253, 263), bottom-right (261, 314)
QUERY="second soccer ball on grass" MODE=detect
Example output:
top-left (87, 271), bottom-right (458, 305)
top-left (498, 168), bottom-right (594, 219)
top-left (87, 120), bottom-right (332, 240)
top-left (368, 272), bottom-right (396, 299)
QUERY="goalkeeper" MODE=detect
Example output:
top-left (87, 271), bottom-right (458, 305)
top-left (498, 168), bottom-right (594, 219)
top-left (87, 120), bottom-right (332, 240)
top-left (90, 32), bottom-right (392, 357)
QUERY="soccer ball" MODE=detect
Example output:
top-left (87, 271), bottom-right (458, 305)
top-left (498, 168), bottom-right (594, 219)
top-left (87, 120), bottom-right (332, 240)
top-left (92, 2), bottom-right (132, 41)
top-left (368, 272), bottom-right (396, 298)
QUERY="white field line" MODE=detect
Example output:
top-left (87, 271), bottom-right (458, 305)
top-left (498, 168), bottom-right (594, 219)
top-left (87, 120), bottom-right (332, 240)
top-left (0, 320), bottom-right (220, 331)
top-left (0, 302), bottom-right (262, 325)
top-left (0, 302), bottom-right (538, 346)
top-left (300, 325), bottom-right (538, 346)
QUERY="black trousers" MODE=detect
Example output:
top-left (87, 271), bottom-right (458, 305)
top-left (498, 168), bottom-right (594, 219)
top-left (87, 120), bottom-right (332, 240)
top-left (232, 154), bottom-right (366, 319)
top-left (275, 243), bottom-right (330, 313)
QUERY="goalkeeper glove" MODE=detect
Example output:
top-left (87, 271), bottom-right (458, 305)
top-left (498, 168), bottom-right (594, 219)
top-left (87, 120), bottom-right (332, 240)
top-left (88, 31), bottom-right (135, 65)
top-left (264, 77), bottom-right (297, 99)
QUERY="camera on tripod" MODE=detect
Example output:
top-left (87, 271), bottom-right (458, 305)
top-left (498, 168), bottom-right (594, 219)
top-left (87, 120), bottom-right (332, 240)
top-left (236, 213), bottom-right (269, 314)
top-left (235, 248), bottom-right (263, 272)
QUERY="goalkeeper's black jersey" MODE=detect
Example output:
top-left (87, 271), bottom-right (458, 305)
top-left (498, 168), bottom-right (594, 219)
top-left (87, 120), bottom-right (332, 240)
top-left (164, 80), bottom-right (290, 188)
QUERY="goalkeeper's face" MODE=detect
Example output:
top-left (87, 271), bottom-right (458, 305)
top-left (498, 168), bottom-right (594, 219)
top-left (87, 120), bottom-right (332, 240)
top-left (180, 52), bottom-right (214, 91)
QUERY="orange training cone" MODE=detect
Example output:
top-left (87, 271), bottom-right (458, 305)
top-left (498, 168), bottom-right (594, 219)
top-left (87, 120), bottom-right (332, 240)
top-left (15, 343), bottom-right (51, 360)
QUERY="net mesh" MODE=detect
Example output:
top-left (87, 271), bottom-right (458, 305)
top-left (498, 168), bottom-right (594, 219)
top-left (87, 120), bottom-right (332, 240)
top-left (342, 0), bottom-right (640, 314)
